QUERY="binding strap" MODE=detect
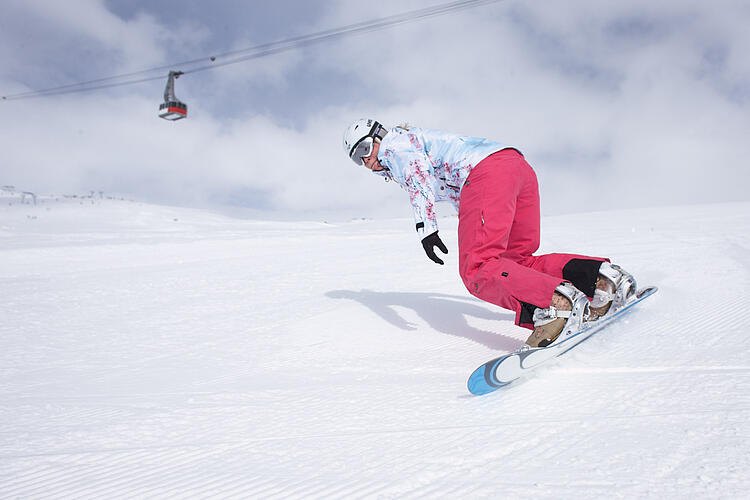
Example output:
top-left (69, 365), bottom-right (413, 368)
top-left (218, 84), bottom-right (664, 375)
top-left (532, 306), bottom-right (572, 327)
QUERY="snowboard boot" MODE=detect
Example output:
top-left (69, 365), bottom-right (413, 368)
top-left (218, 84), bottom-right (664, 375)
top-left (526, 283), bottom-right (590, 348)
top-left (589, 262), bottom-right (637, 320)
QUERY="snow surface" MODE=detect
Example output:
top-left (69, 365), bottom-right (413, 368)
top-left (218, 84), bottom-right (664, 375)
top-left (1, 193), bottom-right (749, 498)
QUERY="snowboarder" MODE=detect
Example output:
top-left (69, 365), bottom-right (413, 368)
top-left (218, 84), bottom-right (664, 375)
top-left (342, 119), bottom-right (637, 347)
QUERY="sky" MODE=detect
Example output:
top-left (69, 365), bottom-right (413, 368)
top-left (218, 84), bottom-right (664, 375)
top-left (1, 0), bottom-right (749, 220)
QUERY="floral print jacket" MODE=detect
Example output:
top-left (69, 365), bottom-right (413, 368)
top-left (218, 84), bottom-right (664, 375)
top-left (374, 127), bottom-right (514, 238)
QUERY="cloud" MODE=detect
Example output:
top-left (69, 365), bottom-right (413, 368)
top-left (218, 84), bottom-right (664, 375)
top-left (314, 0), bottom-right (750, 211)
top-left (1, 0), bottom-right (173, 83)
top-left (1, 0), bottom-right (749, 221)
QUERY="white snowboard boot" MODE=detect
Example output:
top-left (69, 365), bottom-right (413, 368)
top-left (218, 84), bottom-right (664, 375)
top-left (589, 262), bottom-right (637, 320)
top-left (526, 283), bottom-right (590, 348)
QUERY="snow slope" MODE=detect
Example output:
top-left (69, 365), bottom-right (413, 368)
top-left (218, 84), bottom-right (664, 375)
top-left (1, 195), bottom-right (749, 498)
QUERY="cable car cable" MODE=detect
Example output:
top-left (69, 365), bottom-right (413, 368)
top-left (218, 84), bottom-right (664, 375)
top-left (1, 0), bottom-right (506, 101)
top-left (182, 0), bottom-right (505, 74)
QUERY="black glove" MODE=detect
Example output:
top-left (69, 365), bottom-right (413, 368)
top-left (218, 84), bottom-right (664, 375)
top-left (421, 231), bottom-right (448, 265)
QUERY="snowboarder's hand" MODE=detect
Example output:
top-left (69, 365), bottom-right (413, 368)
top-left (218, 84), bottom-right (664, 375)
top-left (421, 231), bottom-right (448, 265)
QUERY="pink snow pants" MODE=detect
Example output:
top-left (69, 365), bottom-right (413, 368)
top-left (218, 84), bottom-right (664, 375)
top-left (458, 149), bottom-right (606, 330)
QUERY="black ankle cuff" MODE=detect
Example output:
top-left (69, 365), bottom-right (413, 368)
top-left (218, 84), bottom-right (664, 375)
top-left (562, 259), bottom-right (605, 297)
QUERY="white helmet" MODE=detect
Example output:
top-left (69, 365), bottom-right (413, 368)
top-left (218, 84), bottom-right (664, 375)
top-left (343, 118), bottom-right (388, 165)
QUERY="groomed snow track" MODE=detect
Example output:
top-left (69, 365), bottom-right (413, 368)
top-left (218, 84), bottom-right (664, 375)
top-left (1, 198), bottom-right (748, 498)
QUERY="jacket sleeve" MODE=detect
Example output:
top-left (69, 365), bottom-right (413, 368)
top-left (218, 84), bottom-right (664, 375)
top-left (391, 151), bottom-right (439, 238)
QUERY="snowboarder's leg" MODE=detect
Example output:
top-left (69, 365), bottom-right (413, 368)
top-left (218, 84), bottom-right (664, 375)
top-left (458, 150), bottom-right (617, 339)
top-left (458, 150), bottom-right (564, 328)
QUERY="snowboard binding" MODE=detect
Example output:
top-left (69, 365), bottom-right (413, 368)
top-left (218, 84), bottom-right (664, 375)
top-left (526, 283), bottom-right (590, 348)
top-left (589, 262), bottom-right (637, 320)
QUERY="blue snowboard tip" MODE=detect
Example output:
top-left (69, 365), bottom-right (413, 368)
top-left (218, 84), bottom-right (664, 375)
top-left (467, 368), bottom-right (493, 395)
top-left (467, 363), bottom-right (510, 396)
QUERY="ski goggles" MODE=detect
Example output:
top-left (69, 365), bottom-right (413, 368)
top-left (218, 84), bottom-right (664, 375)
top-left (349, 137), bottom-right (375, 166)
top-left (348, 121), bottom-right (387, 166)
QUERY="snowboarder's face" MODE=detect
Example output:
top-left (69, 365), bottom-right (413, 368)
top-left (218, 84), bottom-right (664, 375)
top-left (362, 140), bottom-right (384, 171)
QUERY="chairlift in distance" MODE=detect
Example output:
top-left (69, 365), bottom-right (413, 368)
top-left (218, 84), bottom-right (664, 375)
top-left (158, 71), bottom-right (187, 121)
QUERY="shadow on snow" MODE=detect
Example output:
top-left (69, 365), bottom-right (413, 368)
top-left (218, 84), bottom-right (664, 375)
top-left (326, 289), bottom-right (521, 351)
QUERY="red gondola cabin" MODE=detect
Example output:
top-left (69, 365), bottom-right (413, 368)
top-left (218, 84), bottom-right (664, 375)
top-left (159, 71), bottom-right (187, 121)
top-left (159, 100), bottom-right (187, 120)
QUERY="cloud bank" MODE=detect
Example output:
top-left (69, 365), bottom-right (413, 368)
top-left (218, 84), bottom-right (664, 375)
top-left (1, 0), bottom-right (749, 220)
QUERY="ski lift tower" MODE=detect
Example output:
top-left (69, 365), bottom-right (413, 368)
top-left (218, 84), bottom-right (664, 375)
top-left (158, 71), bottom-right (187, 121)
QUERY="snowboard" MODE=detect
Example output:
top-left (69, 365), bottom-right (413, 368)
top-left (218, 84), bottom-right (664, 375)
top-left (467, 286), bottom-right (658, 396)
